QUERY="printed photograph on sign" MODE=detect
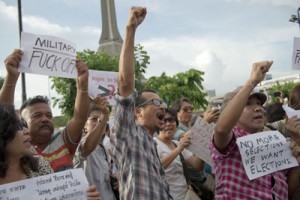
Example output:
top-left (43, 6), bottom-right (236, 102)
top-left (19, 32), bottom-right (77, 79)
top-left (88, 69), bottom-right (118, 105)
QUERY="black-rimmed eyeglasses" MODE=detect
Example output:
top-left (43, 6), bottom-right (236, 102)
top-left (136, 99), bottom-right (167, 108)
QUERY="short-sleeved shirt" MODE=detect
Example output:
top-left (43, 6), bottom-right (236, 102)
top-left (30, 127), bottom-right (78, 172)
top-left (111, 92), bottom-right (172, 200)
top-left (25, 155), bottom-right (53, 178)
top-left (73, 136), bottom-right (116, 200)
top-left (154, 138), bottom-right (193, 200)
top-left (210, 125), bottom-right (288, 200)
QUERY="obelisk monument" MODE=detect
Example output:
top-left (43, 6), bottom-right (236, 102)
top-left (98, 0), bottom-right (123, 56)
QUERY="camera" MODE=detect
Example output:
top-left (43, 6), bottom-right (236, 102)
top-left (273, 91), bottom-right (281, 97)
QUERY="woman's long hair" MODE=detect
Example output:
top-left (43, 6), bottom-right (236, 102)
top-left (0, 104), bottom-right (38, 178)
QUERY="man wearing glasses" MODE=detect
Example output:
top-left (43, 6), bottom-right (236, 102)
top-left (110, 6), bottom-right (172, 200)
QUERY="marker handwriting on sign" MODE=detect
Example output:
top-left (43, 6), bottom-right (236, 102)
top-left (236, 131), bottom-right (298, 180)
top-left (295, 50), bottom-right (300, 64)
top-left (35, 37), bottom-right (76, 53)
top-left (28, 50), bottom-right (76, 74)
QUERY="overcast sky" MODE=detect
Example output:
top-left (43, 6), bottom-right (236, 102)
top-left (0, 0), bottom-right (299, 115)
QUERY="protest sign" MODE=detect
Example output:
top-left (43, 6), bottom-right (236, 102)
top-left (88, 69), bottom-right (118, 105)
top-left (236, 131), bottom-right (298, 180)
top-left (292, 37), bottom-right (300, 70)
top-left (20, 32), bottom-right (77, 78)
top-left (186, 116), bottom-right (214, 167)
top-left (282, 104), bottom-right (300, 118)
top-left (0, 168), bottom-right (88, 200)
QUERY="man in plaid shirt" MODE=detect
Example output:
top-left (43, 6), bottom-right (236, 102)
top-left (110, 6), bottom-right (172, 200)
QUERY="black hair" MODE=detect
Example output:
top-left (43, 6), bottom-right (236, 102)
top-left (289, 84), bottom-right (300, 110)
top-left (0, 104), bottom-right (38, 178)
top-left (165, 107), bottom-right (179, 126)
top-left (135, 89), bottom-right (157, 108)
top-left (265, 102), bottom-right (286, 123)
top-left (20, 95), bottom-right (49, 114)
top-left (171, 97), bottom-right (192, 112)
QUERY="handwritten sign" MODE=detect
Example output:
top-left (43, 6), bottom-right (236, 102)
top-left (292, 37), bottom-right (300, 70)
top-left (236, 131), bottom-right (298, 180)
top-left (186, 116), bottom-right (214, 167)
top-left (88, 69), bottom-right (118, 105)
top-left (0, 168), bottom-right (88, 200)
top-left (282, 105), bottom-right (300, 118)
top-left (20, 32), bottom-right (77, 78)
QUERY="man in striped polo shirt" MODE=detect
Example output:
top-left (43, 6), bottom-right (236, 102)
top-left (1, 50), bottom-right (90, 172)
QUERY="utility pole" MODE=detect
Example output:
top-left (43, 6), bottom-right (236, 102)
top-left (17, 0), bottom-right (27, 103)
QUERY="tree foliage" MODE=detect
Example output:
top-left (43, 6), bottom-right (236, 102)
top-left (265, 81), bottom-right (298, 104)
top-left (0, 77), bottom-right (4, 90)
top-left (51, 45), bottom-right (150, 118)
top-left (144, 69), bottom-right (208, 110)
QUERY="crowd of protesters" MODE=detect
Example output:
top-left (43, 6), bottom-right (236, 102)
top-left (1, 5), bottom-right (300, 200)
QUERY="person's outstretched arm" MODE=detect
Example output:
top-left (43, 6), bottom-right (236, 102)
top-left (81, 97), bottom-right (110, 156)
top-left (118, 7), bottom-right (147, 97)
top-left (67, 59), bottom-right (90, 144)
top-left (214, 61), bottom-right (273, 151)
top-left (0, 49), bottom-right (23, 104)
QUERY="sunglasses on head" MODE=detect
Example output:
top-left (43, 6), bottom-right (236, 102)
top-left (136, 99), bottom-right (167, 108)
top-left (163, 117), bottom-right (176, 123)
top-left (181, 106), bottom-right (194, 112)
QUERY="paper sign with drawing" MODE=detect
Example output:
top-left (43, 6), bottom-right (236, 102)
top-left (88, 69), bottom-right (118, 105)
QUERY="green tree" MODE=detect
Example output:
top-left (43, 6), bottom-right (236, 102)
top-left (134, 44), bottom-right (150, 91)
top-left (144, 69), bottom-right (208, 110)
top-left (266, 81), bottom-right (297, 103)
top-left (0, 77), bottom-right (4, 90)
top-left (51, 45), bottom-right (150, 118)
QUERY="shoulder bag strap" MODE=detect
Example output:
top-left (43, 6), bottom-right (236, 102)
top-left (172, 141), bottom-right (191, 185)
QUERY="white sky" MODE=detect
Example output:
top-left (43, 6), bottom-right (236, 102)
top-left (0, 0), bottom-right (300, 116)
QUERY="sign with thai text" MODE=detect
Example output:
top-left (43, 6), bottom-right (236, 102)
top-left (0, 168), bottom-right (88, 200)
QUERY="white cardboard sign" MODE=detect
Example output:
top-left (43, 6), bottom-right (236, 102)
top-left (88, 69), bottom-right (118, 105)
top-left (236, 131), bottom-right (298, 180)
top-left (186, 116), bottom-right (214, 167)
top-left (20, 32), bottom-right (77, 78)
top-left (0, 168), bottom-right (88, 200)
top-left (292, 37), bottom-right (300, 70)
top-left (282, 105), bottom-right (300, 118)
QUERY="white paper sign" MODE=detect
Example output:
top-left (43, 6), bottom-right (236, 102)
top-left (236, 131), bottom-right (298, 180)
top-left (282, 105), bottom-right (300, 118)
top-left (292, 37), bottom-right (300, 70)
top-left (0, 168), bottom-right (88, 200)
top-left (88, 69), bottom-right (118, 105)
top-left (186, 116), bottom-right (214, 167)
top-left (20, 32), bottom-right (77, 78)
